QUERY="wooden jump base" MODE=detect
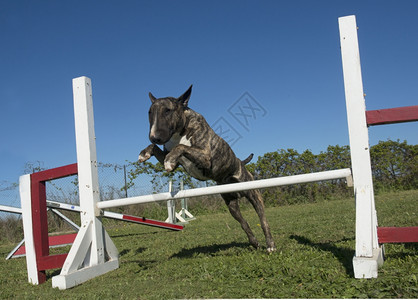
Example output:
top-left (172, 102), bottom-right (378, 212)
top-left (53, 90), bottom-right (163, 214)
top-left (18, 15), bottom-right (417, 289)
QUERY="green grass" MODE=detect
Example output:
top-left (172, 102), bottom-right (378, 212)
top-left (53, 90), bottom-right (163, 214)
top-left (0, 190), bottom-right (417, 298)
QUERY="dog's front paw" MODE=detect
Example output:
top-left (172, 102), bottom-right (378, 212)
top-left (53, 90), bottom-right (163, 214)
top-left (164, 160), bottom-right (176, 172)
top-left (164, 152), bottom-right (178, 172)
top-left (138, 152), bottom-right (151, 163)
top-left (138, 145), bottom-right (153, 163)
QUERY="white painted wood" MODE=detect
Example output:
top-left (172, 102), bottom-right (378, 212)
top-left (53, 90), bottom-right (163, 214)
top-left (6, 238), bottom-right (26, 260)
top-left (354, 186), bottom-right (374, 256)
top-left (339, 15), bottom-right (378, 257)
top-left (178, 180), bottom-right (195, 222)
top-left (73, 76), bottom-right (105, 266)
top-left (52, 258), bottom-right (118, 290)
top-left (174, 212), bottom-right (187, 223)
top-left (339, 15), bottom-right (382, 278)
top-left (19, 174), bottom-right (39, 284)
top-left (47, 200), bottom-right (80, 212)
top-left (166, 181), bottom-right (175, 223)
top-left (353, 248), bottom-right (384, 279)
top-left (52, 218), bottom-right (119, 289)
top-left (182, 209), bottom-right (195, 219)
top-left (98, 168), bottom-right (352, 209)
top-left (52, 76), bottom-right (118, 289)
top-left (0, 204), bottom-right (22, 214)
top-left (61, 220), bottom-right (93, 274)
top-left (72, 76), bottom-right (101, 221)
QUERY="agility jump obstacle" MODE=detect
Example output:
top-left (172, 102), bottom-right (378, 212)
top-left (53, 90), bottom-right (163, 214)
top-left (19, 162), bottom-right (182, 285)
top-left (18, 75), bottom-right (352, 289)
top-left (1, 198), bottom-right (181, 260)
top-left (18, 15), bottom-right (416, 289)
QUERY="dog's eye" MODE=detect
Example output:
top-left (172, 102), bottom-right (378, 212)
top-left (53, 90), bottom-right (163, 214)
top-left (164, 108), bottom-right (172, 115)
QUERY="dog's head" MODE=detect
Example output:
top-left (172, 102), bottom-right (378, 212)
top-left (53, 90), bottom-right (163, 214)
top-left (147, 85), bottom-right (192, 145)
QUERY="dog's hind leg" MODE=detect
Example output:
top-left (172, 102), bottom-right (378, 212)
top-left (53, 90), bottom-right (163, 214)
top-left (221, 194), bottom-right (260, 249)
top-left (244, 189), bottom-right (276, 253)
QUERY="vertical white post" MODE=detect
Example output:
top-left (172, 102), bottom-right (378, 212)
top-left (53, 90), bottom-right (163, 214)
top-left (339, 15), bottom-right (383, 278)
top-left (72, 76), bottom-right (105, 268)
top-left (20, 174), bottom-right (39, 284)
top-left (73, 76), bottom-right (101, 222)
top-left (179, 179), bottom-right (195, 222)
top-left (167, 181), bottom-right (175, 223)
top-left (52, 77), bottom-right (118, 289)
top-left (166, 180), bottom-right (189, 224)
top-left (180, 180), bottom-right (186, 219)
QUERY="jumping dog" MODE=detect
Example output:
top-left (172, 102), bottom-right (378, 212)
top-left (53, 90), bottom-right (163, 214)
top-left (138, 85), bottom-right (276, 252)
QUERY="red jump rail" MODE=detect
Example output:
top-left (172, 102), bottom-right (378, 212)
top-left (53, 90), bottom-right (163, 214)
top-left (366, 105), bottom-right (418, 126)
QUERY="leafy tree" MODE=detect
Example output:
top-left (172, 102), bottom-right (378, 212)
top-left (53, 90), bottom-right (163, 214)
top-left (371, 140), bottom-right (418, 191)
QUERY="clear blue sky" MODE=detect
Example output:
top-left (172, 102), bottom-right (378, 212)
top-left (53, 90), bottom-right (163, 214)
top-left (1, 0), bottom-right (417, 187)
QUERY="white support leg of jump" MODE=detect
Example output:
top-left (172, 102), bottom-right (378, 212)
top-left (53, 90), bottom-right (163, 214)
top-left (52, 77), bottom-right (118, 290)
top-left (20, 174), bottom-right (40, 284)
top-left (165, 180), bottom-right (187, 224)
top-left (178, 180), bottom-right (195, 222)
top-left (339, 15), bottom-right (383, 278)
top-left (166, 181), bottom-right (176, 223)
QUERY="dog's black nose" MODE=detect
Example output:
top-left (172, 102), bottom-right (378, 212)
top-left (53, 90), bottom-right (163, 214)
top-left (150, 135), bottom-right (163, 144)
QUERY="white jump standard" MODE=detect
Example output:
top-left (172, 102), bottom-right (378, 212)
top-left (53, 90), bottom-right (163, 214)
top-left (339, 15), bottom-right (418, 278)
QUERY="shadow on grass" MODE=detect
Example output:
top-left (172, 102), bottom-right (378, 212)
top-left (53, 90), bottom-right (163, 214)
top-left (383, 243), bottom-right (418, 260)
top-left (110, 231), bottom-right (159, 239)
top-left (119, 247), bottom-right (147, 257)
top-left (171, 242), bottom-right (250, 259)
top-left (290, 235), bottom-right (355, 276)
top-left (124, 259), bottom-right (158, 273)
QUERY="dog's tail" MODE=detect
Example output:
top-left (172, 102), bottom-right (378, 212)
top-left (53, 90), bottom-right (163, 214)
top-left (241, 153), bottom-right (254, 165)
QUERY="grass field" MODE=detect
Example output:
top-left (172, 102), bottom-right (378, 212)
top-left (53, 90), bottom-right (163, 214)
top-left (0, 190), bottom-right (417, 299)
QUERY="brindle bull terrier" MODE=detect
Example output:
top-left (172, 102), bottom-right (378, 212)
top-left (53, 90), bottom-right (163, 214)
top-left (138, 85), bottom-right (276, 252)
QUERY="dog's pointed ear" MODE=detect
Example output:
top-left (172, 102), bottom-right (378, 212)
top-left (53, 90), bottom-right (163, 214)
top-left (177, 85), bottom-right (192, 106)
top-left (149, 92), bottom-right (157, 103)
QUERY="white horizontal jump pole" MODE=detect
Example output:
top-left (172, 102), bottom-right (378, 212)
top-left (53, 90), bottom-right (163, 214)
top-left (98, 168), bottom-right (352, 210)
top-left (0, 204), bottom-right (22, 214)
